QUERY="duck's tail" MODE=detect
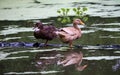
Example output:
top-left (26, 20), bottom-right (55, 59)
top-left (55, 31), bottom-right (66, 38)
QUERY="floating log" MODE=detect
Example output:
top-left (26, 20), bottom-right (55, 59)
top-left (0, 42), bottom-right (120, 49)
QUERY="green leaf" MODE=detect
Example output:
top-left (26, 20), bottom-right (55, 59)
top-left (57, 18), bottom-right (62, 21)
top-left (61, 8), bottom-right (65, 12)
top-left (82, 7), bottom-right (87, 11)
top-left (77, 6), bottom-right (80, 10)
top-left (61, 18), bottom-right (67, 23)
top-left (83, 17), bottom-right (88, 22)
top-left (78, 16), bottom-right (82, 18)
top-left (66, 8), bottom-right (70, 12)
top-left (57, 10), bottom-right (61, 13)
top-left (66, 8), bottom-right (70, 14)
top-left (76, 11), bottom-right (80, 15)
top-left (67, 17), bottom-right (71, 22)
top-left (73, 8), bottom-right (77, 12)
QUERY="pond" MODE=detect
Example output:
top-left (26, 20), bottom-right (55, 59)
top-left (0, 0), bottom-right (120, 75)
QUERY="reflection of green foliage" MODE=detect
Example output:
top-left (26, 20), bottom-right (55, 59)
top-left (57, 6), bottom-right (88, 25)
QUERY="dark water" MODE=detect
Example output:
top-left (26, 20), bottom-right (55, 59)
top-left (0, 0), bottom-right (120, 75)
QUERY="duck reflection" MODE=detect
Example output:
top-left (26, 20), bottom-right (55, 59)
top-left (34, 50), bottom-right (87, 71)
top-left (34, 51), bottom-right (58, 70)
top-left (57, 50), bottom-right (87, 71)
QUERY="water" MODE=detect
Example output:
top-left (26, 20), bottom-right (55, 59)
top-left (0, 48), bottom-right (120, 75)
top-left (0, 0), bottom-right (120, 20)
top-left (0, 0), bottom-right (120, 75)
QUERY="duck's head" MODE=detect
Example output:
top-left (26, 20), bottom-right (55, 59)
top-left (34, 22), bottom-right (43, 29)
top-left (73, 19), bottom-right (85, 25)
top-left (33, 22), bottom-right (43, 32)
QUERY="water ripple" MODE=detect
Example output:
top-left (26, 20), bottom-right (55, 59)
top-left (4, 70), bottom-right (64, 75)
top-left (0, 27), bottom-right (32, 35)
top-left (83, 56), bottom-right (120, 60)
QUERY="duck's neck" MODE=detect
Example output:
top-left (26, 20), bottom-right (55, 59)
top-left (73, 24), bottom-right (80, 30)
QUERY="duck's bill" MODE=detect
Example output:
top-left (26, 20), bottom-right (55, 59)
top-left (80, 21), bottom-right (85, 25)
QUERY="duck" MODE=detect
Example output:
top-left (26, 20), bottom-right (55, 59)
top-left (55, 19), bottom-right (85, 48)
top-left (57, 51), bottom-right (87, 71)
top-left (33, 21), bottom-right (57, 46)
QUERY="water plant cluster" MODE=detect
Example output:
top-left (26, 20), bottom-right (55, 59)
top-left (57, 6), bottom-right (88, 24)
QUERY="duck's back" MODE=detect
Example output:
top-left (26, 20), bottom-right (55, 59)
top-left (57, 27), bottom-right (81, 43)
top-left (34, 25), bottom-right (57, 40)
top-left (61, 27), bottom-right (81, 35)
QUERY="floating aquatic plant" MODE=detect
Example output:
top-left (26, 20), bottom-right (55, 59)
top-left (57, 8), bottom-right (71, 24)
top-left (57, 6), bottom-right (88, 24)
top-left (73, 6), bottom-right (88, 22)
